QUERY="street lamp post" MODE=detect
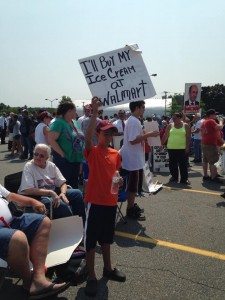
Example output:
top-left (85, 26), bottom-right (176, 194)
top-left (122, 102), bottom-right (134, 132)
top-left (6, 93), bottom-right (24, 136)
top-left (163, 91), bottom-right (168, 116)
top-left (45, 98), bottom-right (58, 108)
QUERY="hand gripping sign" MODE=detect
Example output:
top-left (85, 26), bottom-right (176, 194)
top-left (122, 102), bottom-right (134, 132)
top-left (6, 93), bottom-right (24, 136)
top-left (79, 44), bottom-right (156, 108)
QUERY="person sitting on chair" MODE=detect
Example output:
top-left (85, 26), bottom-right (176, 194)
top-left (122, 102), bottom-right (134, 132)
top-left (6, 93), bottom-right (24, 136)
top-left (18, 143), bottom-right (85, 224)
top-left (0, 184), bottom-right (69, 298)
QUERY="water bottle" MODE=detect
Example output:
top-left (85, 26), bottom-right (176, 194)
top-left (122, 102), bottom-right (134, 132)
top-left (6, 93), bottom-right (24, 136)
top-left (111, 171), bottom-right (120, 194)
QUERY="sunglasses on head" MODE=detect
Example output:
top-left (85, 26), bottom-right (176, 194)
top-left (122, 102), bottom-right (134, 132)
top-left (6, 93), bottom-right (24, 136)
top-left (33, 152), bottom-right (45, 158)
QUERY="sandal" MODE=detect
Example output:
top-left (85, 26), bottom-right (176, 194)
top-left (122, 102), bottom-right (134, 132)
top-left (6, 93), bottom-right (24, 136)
top-left (29, 282), bottom-right (70, 299)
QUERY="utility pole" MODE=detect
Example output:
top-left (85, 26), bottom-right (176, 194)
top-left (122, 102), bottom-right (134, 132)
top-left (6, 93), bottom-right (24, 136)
top-left (163, 91), bottom-right (168, 116)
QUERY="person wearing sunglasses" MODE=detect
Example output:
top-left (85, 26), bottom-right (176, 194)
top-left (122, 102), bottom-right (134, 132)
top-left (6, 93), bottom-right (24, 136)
top-left (18, 144), bottom-right (85, 223)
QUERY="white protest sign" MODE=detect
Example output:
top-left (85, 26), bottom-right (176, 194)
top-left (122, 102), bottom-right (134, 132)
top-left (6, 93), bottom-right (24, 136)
top-left (144, 120), bottom-right (161, 147)
top-left (143, 162), bottom-right (163, 193)
top-left (153, 146), bottom-right (169, 172)
top-left (79, 44), bottom-right (156, 108)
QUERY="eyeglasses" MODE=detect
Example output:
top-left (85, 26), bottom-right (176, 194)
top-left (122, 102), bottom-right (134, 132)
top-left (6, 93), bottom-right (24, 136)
top-left (33, 152), bottom-right (45, 158)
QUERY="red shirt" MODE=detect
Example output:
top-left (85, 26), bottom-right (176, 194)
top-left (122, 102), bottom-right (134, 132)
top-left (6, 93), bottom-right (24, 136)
top-left (84, 146), bottom-right (121, 206)
top-left (201, 119), bottom-right (218, 145)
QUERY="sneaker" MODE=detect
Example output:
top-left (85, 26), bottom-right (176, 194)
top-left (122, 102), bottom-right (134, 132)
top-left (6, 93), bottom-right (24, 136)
top-left (134, 203), bottom-right (144, 213)
top-left (203, 176), bottom-right (210, 181)
top-left (216, 174), bottom-right (223, 178)
top-left (180, 179), bottom-right (190, 185)
top-left (85, 278), bottom-right (98, 297)
top-left (210, 177), bottom-right (223, 183)
top-left (169, 177), bottom-right (178, 182)
top-left (20, 155), bottom-right (28, 160)
top-left (103, 268), bottom-right (126, 282)
top-left (137, 192), bottom-right (146, 197)
top-left (195, 159), bottom-right (202, 163)
top-left (126, 207), bottom-right (146, 221)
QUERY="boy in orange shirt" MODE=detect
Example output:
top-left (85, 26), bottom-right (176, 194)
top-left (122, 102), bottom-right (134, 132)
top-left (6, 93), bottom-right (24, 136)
top-left (84, 97), bottom-right (126, 297)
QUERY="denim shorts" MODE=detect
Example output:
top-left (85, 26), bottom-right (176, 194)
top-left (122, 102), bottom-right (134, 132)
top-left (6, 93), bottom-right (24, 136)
top-left (0, 213), bottom-right (45, 260)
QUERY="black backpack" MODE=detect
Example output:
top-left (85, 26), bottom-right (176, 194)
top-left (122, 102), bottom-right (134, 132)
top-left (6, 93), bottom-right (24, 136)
top-left (53, 257), bottom-right (88, 285)
top-left (48, 247), bottom-right (88, 285)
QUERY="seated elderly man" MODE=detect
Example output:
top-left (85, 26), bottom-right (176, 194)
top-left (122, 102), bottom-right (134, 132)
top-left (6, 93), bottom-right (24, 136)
top-left (18, 143), bottom-right (85, 224)
top-left (0, 184), bottom-right (68, 298)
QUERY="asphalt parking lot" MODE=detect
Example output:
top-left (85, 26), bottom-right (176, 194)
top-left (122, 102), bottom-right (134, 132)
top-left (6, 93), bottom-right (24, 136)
top-left (1, 143), bottom-right (225, 300)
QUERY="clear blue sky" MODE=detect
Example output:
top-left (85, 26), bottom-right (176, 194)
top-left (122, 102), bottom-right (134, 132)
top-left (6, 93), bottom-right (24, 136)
top-left (0, 0), bottom-right (224, 108)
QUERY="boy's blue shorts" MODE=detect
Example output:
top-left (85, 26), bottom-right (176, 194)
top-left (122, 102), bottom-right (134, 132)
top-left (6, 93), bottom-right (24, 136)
top-left (0, 213), bottom-right (45, 260)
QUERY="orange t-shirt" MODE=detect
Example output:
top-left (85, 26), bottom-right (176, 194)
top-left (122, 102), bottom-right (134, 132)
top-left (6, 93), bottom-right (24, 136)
top-left (84, 146), bottom-right (121, 206)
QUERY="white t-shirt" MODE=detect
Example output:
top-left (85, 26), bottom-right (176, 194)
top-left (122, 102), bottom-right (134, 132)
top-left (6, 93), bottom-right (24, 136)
top-left (77, 115), bottom-right (87, 129)
top-left (35, 122), bottom-right (48, 144)
top-left (18, 160), bottom-right (66, 193)
top-left (0, 184), bottom-right (13, 228)
top-left (113, 119), bottom-right (126, 134)
top-left (120, 115), bottom-right (145, 171)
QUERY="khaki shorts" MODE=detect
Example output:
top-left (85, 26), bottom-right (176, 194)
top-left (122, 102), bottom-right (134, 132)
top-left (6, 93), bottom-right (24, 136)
top-left (202, 144), bottom-right (219, 165)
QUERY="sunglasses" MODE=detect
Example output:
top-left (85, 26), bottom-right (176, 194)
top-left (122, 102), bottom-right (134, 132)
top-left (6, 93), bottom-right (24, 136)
top-left (33, 152), bottom-right (45, 158)
top-left (103, 131), bottom-right (114, 136)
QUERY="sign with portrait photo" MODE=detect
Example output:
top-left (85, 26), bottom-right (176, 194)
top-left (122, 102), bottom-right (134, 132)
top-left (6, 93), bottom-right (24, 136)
top-left (184, 83), bottom-right (201, 114)
top-left (79, 44), bottom-right (156, 108)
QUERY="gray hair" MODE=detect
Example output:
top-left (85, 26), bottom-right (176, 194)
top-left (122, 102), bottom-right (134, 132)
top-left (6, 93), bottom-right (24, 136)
top-left (34, 144), bottom-right (51, 158)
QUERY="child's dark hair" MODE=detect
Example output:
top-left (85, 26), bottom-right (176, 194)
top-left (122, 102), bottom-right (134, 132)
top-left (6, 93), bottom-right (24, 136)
top-left (129, 100), bottom-right (145, 113)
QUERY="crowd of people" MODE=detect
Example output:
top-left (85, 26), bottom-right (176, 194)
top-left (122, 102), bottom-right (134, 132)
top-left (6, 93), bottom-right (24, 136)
top-left (1, 100), bottom-right (225, 298)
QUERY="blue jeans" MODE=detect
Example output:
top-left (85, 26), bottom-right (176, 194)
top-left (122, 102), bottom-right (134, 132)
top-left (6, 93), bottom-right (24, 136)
top-left (52, 151), bottom-right (80, 189)
top-left (193, 139), bottom-right (202, 161)
top-left (40, 189), bottom-right (85, 224)
top-left (21, 135), bottom-right (34, 157)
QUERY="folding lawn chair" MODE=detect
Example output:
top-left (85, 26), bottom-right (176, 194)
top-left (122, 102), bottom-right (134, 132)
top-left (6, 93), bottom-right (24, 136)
top-left (116, 172), bottom-right (129, 224)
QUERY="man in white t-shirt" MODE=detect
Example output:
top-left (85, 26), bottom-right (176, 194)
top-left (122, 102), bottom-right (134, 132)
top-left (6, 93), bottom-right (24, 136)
top-left (0, 184), bottom-right (68, 297)
top-left (18, 143), bottom-right (86, 223)
top-left (120, 100), bottom-right (160, 220)
top-left (77, 104), bottom-right (91, 128)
